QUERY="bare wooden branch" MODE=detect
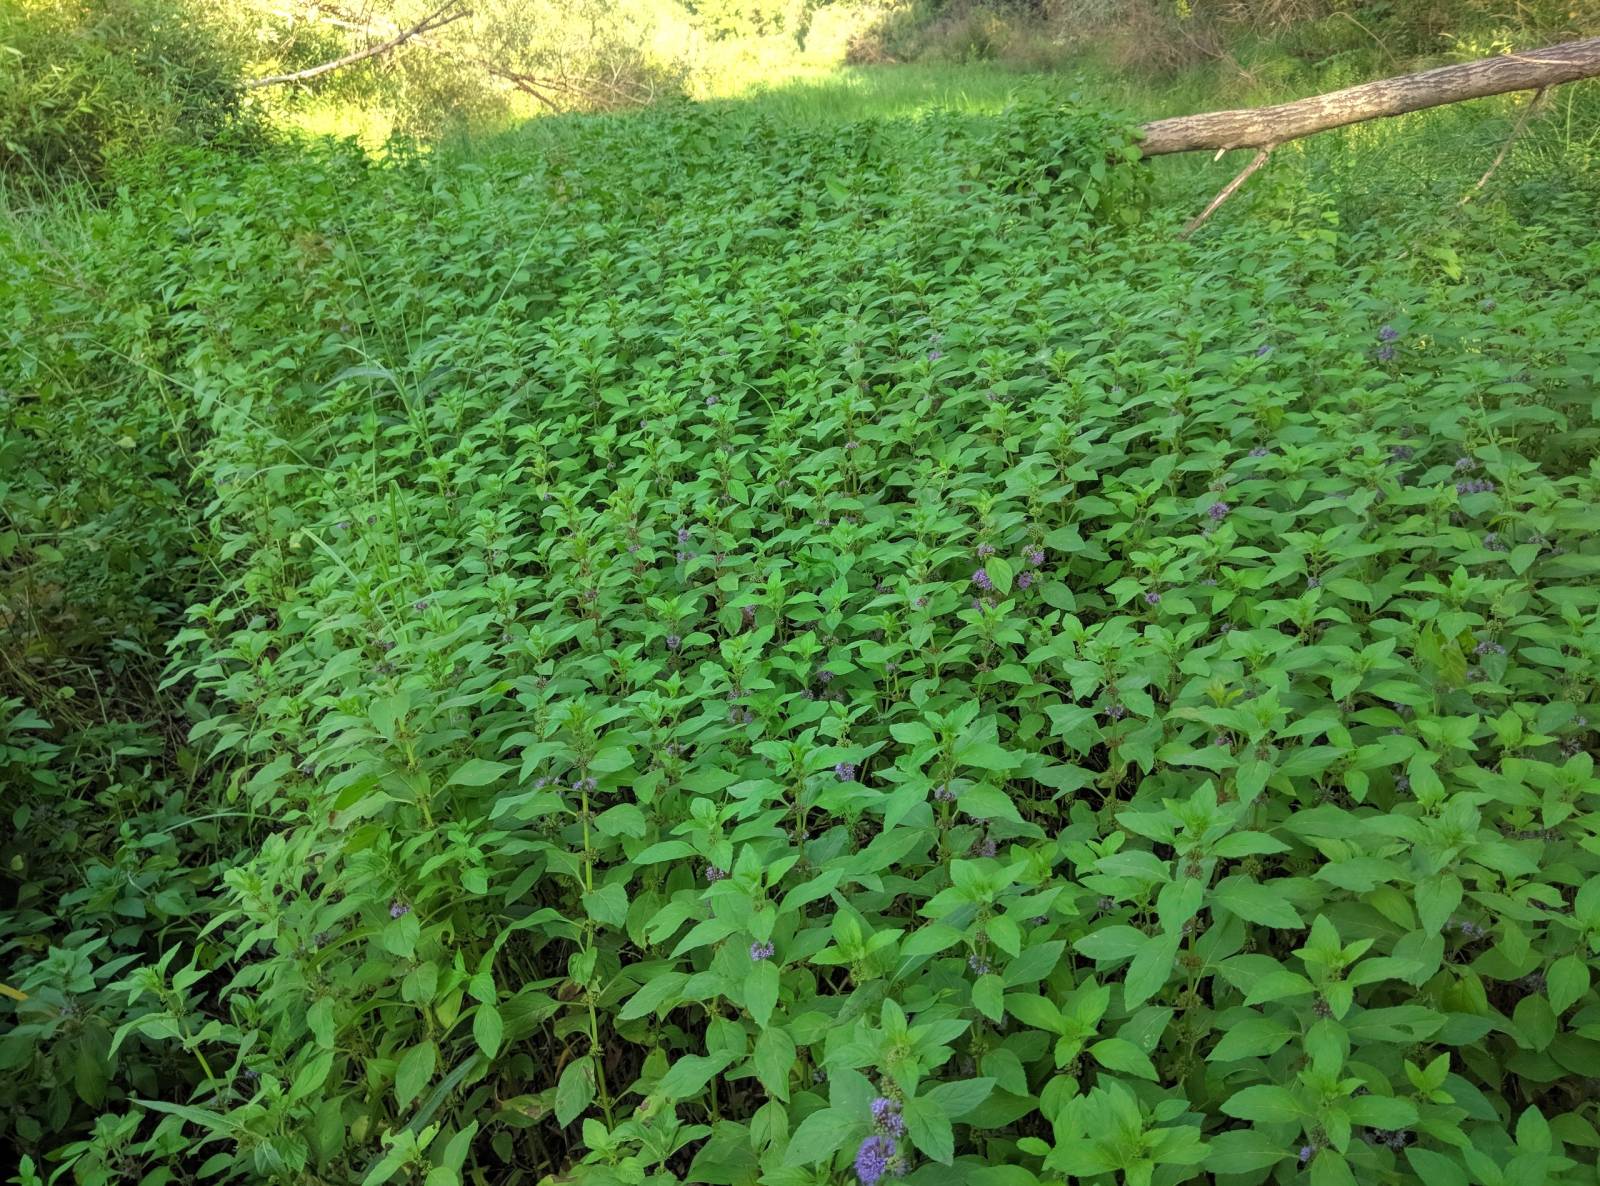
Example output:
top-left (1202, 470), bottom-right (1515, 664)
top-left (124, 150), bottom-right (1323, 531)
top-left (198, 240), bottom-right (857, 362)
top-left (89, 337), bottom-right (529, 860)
top-left (1459, 86), bottom-right (1549, 203)
top-left (1138, 36), bottom-right (1600, 156)
top-left (1180, 144), bottom-right (1274, 239)
top-left (247, 0), bottom-right (469, 89)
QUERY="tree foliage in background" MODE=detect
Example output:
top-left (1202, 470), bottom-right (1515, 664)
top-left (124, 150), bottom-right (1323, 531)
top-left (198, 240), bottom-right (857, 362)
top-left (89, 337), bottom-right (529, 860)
top-left (0, 0), bottom-right (248, 181)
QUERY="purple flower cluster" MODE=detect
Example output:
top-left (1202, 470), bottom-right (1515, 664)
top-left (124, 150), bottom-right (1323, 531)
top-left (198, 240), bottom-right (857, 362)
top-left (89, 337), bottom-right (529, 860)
top-left (932, 783), bottom-right (956, 802)
top-left (1389, 444), bottom-right (1415, 462)
top-left (973, 836), bottom-right (997, 858)
top-left (855, 1135), bottom-right (897, 1185)
top-left (1456, 479), bottom-right (1495, 495)
top-left (870, 1096), bottom-right (905, 1138)
top-left (749, 940), bottom-right (775, 961)
top-left (389, 901), bottom-right (411, 919)
top-left (1248, 446), bottom-right (1270, 457)
top-left (972, 568), bottom-right (992, 592)
top-left (976, 542), bottom-right (995, 558)
top-left (1484, 532), bottom-right (1508, 552)
top-left (835, 762), bottom-right (857, 782)
top-left (1143, 590), bottom-right (1161, 605)
top-left (666, 633), bottom-right (681, 650)
top-left (1017, 571), bottom-right (1033, 590)
top-left (1026, 547), bottom-right (1044, 567)
top-left (1207, 501), bottom-right (1230, 521)
top-left (1474, 639), bottom-right (1507, 656)
top-left (1378, 324), bottom-right (1400, 342)
top-left (967, 953), bottom-right (991, 975)
top-left (704, 866), bottom-right (727, 883)
top-left (1377, 345), bottom-right (1397, 362)
top-left (1455, 456), bottom-right (1477, 471)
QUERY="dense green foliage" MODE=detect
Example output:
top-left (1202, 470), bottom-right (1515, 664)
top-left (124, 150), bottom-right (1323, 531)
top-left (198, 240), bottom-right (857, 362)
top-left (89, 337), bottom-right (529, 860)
top-left (5, 70), bottom-right (1600, 1186)
top-left (0, 0), bottom-right (246, 182)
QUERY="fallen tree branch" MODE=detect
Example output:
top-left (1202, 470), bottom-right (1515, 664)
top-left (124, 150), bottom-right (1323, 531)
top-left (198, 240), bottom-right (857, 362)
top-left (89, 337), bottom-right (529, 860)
top-left (1180, 144), bottom-right (1274, 238)
top-left (247, 0), bottom-right (469, 89)
top-left (1459, 86), bottom-right (1548, 203)
top-left (1138, 36), bottom-right (1600, 156)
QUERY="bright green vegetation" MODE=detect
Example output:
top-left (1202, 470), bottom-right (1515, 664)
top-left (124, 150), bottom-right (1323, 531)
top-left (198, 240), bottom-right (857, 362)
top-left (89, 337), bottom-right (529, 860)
top-left (5, 34), bottom-right (1600, 1186)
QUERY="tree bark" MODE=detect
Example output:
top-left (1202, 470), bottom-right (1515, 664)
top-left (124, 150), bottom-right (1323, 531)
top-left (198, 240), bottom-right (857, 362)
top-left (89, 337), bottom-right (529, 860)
top-left (1138, 37), bottom-right (1600, 157)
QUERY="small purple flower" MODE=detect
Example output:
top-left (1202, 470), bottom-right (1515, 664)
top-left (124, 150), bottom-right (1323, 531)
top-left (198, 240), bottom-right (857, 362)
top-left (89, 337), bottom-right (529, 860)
top-left (413, 600), bottom-right (429, 612)
top-left (1026, 547), bottom-right (1044, 567)
top-left (704, 866), bottom-right (727, 883)
top-left (666, 633), bottom-right (681, 650)
top-left (1456, 479), bottom-right (1495, 495)
top-left (977, 542), bottom-right (995, 558)
top-left (967, 954), bottom-right (991, 975)
top-left (855, 1135), bottom-right (896, 1185)
top-left (1484, 533), bottom-right (1507, 552)
top-left (1396, 775), bottom-right (1411, 793)
top-left (1248, 446), bottom-right (1269, 457)
top-left (390, 901), bottom-right (411, 919)
top-left (927, 350), bottom-right (943, 362)
top-left (336, 520), bottom-right (350, 531)
top-left (933, 784), bottom-right (956, 802)
top-left (1306, 576), bottom-right (1321, 589)
top-left (1389, 444), bottom-right (1415, 462)
top-left (1481, 299), bottom-right (1497, 311)
top-left (1207, 502), bottom-right (1230, 521)
top-left (1144, 590), bottom-right (1161, 605)
top-left (972, 568), bottom-right (992, 592)
top-left (1377, 344), bottom-right (1397, 362)
top-left (973, 837), bottom-right (997, 859)
top-left (705, 395), bottom-right (719, 406)
top-left (845, 439), bottom-right (859, 451)
top-left (1455, 456), bottom-right (1476, 471)
top-left (1017, 571), bottom-right (1033, 590)
top-left (1106, 703), bottom-right (1127, 721)
top-left (677, 527), bottom-right (690, 544)
top-left (1378, 324), bottom-right (1400, 342)
top-left (835, 762), bottom-right (857, 782)
top-left (1474, 639), bottom-right (1506, 656)
top-left (914, 596), bottom-right (927, 609)
top-left (871, 1097), bottom-right (905, 1138)
top-left (741, 604), bottom-right (756, 623)
top-left (1299, 1145), bottom-right (1315, 1165)
top-left (1255, 343), bottom-right (1271, 357)
top-left (749, 940), bottom-right (775, 961)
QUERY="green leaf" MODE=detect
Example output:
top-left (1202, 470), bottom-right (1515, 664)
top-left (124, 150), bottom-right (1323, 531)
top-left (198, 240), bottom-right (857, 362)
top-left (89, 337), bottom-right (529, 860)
top-left (1547, 954), bottom-right (1588, 1013)
top-left (1204, 1130), bottom-right (1292, 1174)
top-left (449, 759), bottom-right (511, 787)
top-left (583, 882), bottom-right (629, 927)
top-left (972, 973), bottom-right (1004, 1022)
top-left (754, 1027), bottom-right (795, 1103)
top-left (1219, 1084), bottom-right (1304, 1125)
top-left (555, 1056), bottom-right (595, 1127)
top-left (473, 1003), bottom-right (503, 1059)
top-left (656, 1051), bottom-right (734, 1100)
top-left (782, 1108), bottom-right (857, 1166)
top-left (1212, 880), bottom-right (1304, 928)
top-left (1090, 1038), bottom-right (1158, 1080)
top-left (925, 1077), bottom-right (995, 1119)
top-left (747, 958), bottom-right (780, 1028)
top-left (395, 1040), bottom-right (437, 1110)
top-left (619, 971), bottom-right (688, 1020)
top-left (905, 1095), bottom-right (955, 1164)
top-left (956, 784), bottom-right (1020, 821)
top-left (1123, 930), bottom-right (1180, 1009)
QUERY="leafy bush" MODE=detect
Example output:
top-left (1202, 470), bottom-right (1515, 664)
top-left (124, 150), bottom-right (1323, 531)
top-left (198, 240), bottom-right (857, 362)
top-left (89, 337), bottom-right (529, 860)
top-left (0, 0), bottom-right (247, 182)
top-left (5, 86), bottom-right (1600, 1186)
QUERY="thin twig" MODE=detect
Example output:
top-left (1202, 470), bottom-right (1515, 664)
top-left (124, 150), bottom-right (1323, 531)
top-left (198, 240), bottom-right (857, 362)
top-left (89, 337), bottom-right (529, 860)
top-left (1180, 144), bottom-right (1275, 239)
top-left (1460, 86), bottom-right (1548, 203)
top-left (246, 0), bottom-right (468, 88)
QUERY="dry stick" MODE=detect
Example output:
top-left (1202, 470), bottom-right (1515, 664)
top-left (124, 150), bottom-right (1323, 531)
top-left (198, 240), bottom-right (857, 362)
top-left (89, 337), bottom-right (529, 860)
top-left (246, 0), bottom-right (469, 88)
top-left (1180, 144), bottom-right (1275, 239)
top-left (1137, 36), bottom-right (1600, 157)
top-left (1460, 86), bottom-right (1549, 204)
